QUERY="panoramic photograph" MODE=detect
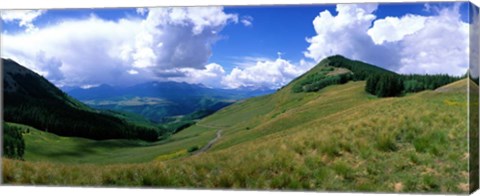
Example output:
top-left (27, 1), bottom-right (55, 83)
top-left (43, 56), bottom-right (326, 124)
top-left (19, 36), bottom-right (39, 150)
top-left (1, 2), bottom-right (479, 194)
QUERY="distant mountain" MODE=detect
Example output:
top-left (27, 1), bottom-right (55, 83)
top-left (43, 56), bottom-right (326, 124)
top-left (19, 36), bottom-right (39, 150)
top-left (64, 81), bottom-right (274, 101)
top-left (3, 58), bottom-right (162, 141)
top-left (63, 84), bottom-right (118, 100)
top-left (63, 81), bottom-right (274, 122)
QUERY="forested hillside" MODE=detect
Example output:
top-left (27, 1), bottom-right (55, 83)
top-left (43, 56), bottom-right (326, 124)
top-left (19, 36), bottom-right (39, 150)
top-left (3, 59), bottom-right (164, 141)
top-left (291, 55), bottom-right (463, 97)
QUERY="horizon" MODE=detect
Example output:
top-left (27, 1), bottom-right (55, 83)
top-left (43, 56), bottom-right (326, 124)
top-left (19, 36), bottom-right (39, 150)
top-left (0, 2), bottom-right (472, 89)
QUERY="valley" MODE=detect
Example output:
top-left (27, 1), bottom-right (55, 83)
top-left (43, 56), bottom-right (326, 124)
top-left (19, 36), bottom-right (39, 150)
top-left (64, 81), bottom-right (273, 123)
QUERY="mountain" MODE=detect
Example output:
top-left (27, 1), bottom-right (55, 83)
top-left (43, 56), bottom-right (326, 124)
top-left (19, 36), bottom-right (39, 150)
top-left (63, 80), bottom-right (274, 122)
top-left (289, 55), bottom-right (395, 93)
top-left (3, 58), bottom-right (162, 141)
top-left (63, 84), bottom-right (118, 100)
top-left (4, 59), bottom-right (89, 110)
top-left (65, 81), bottom-right (274, 101)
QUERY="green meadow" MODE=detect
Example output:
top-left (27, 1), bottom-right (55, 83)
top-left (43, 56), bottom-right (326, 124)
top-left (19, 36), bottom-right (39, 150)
top-left (13, 123), bottom-right (216, 164)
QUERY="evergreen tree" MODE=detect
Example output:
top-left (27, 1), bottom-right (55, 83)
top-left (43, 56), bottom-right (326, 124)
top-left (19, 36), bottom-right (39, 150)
top-left (2, 123), bottom-right (25, 159)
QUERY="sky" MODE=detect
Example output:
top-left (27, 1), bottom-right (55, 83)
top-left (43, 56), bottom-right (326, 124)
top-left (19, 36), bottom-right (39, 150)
top-left (0, 2), bottom-right (473, 89)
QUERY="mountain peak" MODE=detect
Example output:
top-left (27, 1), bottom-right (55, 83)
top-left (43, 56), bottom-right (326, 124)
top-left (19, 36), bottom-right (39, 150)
top-left (284, 55), bottom-right (395, 93)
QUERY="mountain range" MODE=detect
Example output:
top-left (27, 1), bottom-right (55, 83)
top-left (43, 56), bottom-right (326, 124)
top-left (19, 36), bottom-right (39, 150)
top-left (62, 80), bottom-right (274, 122)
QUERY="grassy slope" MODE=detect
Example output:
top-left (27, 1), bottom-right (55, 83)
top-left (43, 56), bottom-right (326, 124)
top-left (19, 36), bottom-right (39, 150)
top-left (3, 79), bottom-right (468, 193)
top-left (11, 122), bottom-right (215, 164)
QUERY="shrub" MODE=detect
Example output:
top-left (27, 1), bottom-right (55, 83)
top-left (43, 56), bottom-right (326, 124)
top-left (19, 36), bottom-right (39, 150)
top-left (188, 146), bottom-right (199, 153)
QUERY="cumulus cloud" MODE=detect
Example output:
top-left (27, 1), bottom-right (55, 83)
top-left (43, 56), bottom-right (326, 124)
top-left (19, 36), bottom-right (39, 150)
top-left (304, 4), bottom-right (401, 70)
top-left (0, 10), bottom-right (46, 32)
top-left (221, 57), bottom-right (314, 89)
top-left (2, 16), bottom-right (143, 86)
top-left (367, 15), bottom-right (427, 45)
top-left (305, 3), bottom-right (469, 76)
top-left (1, 7), bottom-right (238, 87)
top-left (132, 7), bottom-right (238, 70)
top-left (304, 3), bottom-right (379, 62)
top-left (155, 57), bottom-right (314, 89)
top-left (170, 63), bottom-right (227, 88)
top-left (395, 4), bottom-right (469, 75)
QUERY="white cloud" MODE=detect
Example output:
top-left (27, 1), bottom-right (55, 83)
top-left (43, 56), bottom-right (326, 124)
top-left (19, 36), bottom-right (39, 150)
top-left (370, 3), bottom-right (468, 76)
top-left (129, 7), bottom-right (238, 70)
top-left (172, 63), bottom-right (227, 88)
top-left (0, 10), bottom-right (45, 32)
top-left (221, 57), bottom-right (314, 89)
top-left (127, 69), bottom-right (139, 75)
top-left (367, 15), bottom-right (427, 45)
top-left (80, 84), bottom-right (100, 89)
top-left (153, 56), bottom-right (315, 89)
top-left (240, 16), bottom-right (253, 27)
top-left (136, 8), bottom-right (148, 16)
top-left (305, 3), bottom-right (469, 76)
top-left (1, 7), bottom-right (238, 87)
top-left (2, 16), bottom-right (143, 86)
top-left (304, 3), bottom-right (398, 69)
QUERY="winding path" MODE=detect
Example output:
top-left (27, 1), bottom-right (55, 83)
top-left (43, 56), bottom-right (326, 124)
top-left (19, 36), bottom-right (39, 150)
top-left (193, 130), bottom-right (222, 156)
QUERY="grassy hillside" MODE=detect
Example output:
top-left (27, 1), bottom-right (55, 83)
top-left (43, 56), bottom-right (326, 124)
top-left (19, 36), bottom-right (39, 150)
top-left (6, 122), bottom-right (215, 164)
top-left (290, 55), bottom-right (395, 93)
top-left (3, 78), bottom-right (468, 193)
top-left (290, 55), bottom-right (462, 98)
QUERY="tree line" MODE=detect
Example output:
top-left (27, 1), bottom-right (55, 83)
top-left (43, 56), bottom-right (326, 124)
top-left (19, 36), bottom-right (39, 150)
top-left (365, 73), bottom-right (463, 97)
top-left (4, 98), bottom-right (163, 141)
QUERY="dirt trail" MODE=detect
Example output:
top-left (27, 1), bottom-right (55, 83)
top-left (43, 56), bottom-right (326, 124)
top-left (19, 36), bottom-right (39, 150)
top-left (193, 130), bottom-right (222, 156)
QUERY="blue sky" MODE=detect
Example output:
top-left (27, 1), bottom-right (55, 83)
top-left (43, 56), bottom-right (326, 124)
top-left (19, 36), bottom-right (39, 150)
top-left (0, 2), bottom-right (473, 89)
top-left (217, 3), bottom-right (470, 67)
